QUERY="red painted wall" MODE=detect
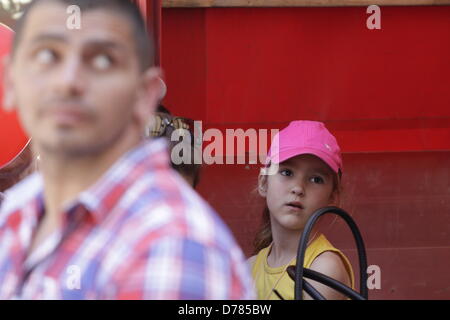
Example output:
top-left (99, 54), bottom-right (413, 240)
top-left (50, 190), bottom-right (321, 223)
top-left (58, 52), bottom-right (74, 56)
top-left (161, 6), bottom-right (450, 299)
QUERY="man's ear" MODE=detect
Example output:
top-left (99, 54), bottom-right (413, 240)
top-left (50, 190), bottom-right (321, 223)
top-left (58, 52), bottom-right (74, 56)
top-left (134, 67), bottom-right (164, 131)
top-left (258, 169), bottom-right (268, 197)
top-left (2, 55), bottom-right (17, 112)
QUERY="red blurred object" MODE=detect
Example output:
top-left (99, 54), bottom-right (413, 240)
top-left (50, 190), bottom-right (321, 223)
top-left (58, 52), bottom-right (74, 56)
top-left (0, 23), bottom-right (29, 169)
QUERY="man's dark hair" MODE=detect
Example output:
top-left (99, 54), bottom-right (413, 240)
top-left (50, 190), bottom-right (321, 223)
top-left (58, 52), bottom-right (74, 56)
top-left (12, 0), bottom-right (154, 71)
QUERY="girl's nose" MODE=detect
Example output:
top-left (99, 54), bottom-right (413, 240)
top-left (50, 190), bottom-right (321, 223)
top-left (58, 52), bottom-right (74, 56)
top-left (291, 183), bottom-right (305, 196)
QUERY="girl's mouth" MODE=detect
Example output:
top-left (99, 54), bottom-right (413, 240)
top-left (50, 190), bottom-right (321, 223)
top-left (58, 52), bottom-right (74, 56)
top-left (286, 201), bottom-right (304, 210)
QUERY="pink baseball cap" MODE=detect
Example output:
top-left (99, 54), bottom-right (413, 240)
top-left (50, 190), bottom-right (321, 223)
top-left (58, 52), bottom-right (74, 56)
top-left (266, 120), bottom-right (343, 173)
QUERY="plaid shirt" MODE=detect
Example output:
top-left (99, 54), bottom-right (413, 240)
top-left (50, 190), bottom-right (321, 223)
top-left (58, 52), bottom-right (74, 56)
top-left (0, 139), bottom-right (254, 299)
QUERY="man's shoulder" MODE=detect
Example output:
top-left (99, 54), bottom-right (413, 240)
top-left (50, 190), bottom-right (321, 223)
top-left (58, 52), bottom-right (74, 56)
top-left (118, 172), bottom-right (237, 252)
top-left (0, 173), bottom-right (42, 224)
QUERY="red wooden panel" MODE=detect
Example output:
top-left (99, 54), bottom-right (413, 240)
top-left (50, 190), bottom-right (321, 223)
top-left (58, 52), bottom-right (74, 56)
top-left (197, 152), bottom-right (450, 249)
top-left (161, 6), bottom-right (450, 300)
top-left (205, 7), bottom-right (450, 123)
top-left (344, 248), bottom-right (450, 300)
top-left (163, 6), bottom-right (450, 152)
top-left (161, 9), bottom-right (207, 120)
top-left (195, 151), bottom-right (450, 299)
top-left (331, 152), bottom-right (450, 249)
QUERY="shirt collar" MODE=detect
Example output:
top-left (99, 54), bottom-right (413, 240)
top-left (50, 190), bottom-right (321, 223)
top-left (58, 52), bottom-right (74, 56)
top-left (77, 138), bottom-right (170, 223)
top-left (9, 139), bottom-right (170, 226)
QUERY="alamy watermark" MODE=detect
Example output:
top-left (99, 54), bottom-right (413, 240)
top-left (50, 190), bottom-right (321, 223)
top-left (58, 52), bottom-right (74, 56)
top-left (66, 5), bottom-right (81, 30)
top-left (366, 5), bottom-right (381, 30)
top-left (63, 5), bottom-right (382, 31)
top-left (165, 122), bottom-right (281, 175)
top-left (367, 264), bottom-right (381, 290)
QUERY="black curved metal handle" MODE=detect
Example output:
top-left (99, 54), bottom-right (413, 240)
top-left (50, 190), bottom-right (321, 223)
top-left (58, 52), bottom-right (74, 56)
top-left (293, 206), bottom-right (368, 300)
top-left (287, 266), bottom-right (365, 300)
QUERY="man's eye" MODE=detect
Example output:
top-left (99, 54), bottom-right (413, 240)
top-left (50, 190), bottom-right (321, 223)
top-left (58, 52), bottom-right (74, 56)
top-left (310, 176), bottom-right (324, 184)
top-left (92, 54), bottom-right (112, 70)
top-left (35, 49), bottom-right (57, 65)
top-left (280, 169), bottom-right (293, 177)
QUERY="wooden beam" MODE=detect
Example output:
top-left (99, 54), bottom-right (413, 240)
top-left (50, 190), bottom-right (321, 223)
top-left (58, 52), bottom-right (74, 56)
top-left (163, 0), bottom-right (450, 7)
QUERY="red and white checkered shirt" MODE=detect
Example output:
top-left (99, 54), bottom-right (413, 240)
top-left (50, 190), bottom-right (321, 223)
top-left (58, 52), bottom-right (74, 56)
top-left (0, 139), bottom-right (254, 299)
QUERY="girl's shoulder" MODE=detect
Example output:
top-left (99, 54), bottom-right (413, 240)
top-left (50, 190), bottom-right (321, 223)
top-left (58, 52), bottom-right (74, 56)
top-left (247, 245), bottom-right (271, 270)
top-left (308, 235), bottom-right (355, 291)
top-left (310, 251), bottom-right (352, 283)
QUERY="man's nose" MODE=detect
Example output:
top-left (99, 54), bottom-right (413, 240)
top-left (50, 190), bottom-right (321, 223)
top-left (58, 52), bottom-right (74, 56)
top-left (54, 55), bottom-right (85, 97)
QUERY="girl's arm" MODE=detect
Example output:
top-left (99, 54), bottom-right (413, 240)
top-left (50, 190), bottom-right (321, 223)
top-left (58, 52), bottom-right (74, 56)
top-left (305, 251), bottom-right (352, 300)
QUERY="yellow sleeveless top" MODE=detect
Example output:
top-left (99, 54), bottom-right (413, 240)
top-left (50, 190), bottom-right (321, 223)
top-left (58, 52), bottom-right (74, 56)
top-left (251, 234), bottom-right (355, 300)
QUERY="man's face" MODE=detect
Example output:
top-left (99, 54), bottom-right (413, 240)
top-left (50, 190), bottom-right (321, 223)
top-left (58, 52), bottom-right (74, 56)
top-left (7, 2), bottom-right (157, 158)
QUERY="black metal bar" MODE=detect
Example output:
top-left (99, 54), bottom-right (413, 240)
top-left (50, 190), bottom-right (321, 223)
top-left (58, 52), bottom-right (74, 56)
top-left (293, 206), bottom-right (368, 300)
top-left (303, 279), bottom-right (326, 300)
top-left (272, 289), bottom-right (285, 300)
top-left (287, 266), bottom-right (365, 300)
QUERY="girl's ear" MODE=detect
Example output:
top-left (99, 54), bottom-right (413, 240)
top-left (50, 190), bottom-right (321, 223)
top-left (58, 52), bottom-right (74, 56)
top-left (329, 188), bottom-right (341, 207)
top-left (258, 169), bottom-right (268, 197)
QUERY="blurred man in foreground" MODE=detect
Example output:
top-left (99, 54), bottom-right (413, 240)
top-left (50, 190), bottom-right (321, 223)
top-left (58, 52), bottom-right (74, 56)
top-left (0, 0), bottom-right (253, 299)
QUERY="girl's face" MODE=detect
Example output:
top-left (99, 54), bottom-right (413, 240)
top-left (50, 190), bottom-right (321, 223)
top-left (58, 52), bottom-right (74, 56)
top-left (259, 154), bottom-right (338, 232)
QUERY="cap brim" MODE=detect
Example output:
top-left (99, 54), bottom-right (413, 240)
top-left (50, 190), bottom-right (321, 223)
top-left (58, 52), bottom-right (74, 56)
top-left (268, 147), bottom-right (340, 173)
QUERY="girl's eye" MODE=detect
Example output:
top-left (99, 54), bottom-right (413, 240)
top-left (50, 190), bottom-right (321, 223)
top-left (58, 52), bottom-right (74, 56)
top-left (35, 48), bottom-right (57, 65)
top-left (280, 169), bottom-right (293, 177)
top-left (310, 176), bottom-right (324, 184)
top-left (91, 54), bottom-right (112, 70)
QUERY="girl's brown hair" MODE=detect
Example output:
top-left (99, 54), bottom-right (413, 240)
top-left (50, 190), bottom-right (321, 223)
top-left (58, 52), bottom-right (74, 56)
top-left (252, 168), bottom-right (342, 255)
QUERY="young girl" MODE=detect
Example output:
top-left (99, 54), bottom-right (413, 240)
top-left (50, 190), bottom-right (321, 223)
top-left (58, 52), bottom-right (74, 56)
top-left (249, 120), bottom-right (355, 300)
